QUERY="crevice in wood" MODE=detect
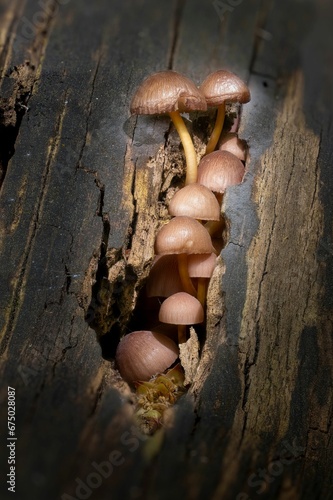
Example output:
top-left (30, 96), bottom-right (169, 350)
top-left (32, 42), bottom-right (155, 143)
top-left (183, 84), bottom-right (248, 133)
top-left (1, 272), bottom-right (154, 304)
top-left (77, 52), bottom-right (102, 171)
top-left (84, 97), bottom-right (249, 437)
top-left (0, 63), bottom-right (33, 187)
top-left (248, 0), bottom-right (275, 75)
top-left (167, 0), bottom-right (186, 70)
top-left (0, 0), bottom-right (59, 188)
top-left (0, 91), bottom-right (69, 357)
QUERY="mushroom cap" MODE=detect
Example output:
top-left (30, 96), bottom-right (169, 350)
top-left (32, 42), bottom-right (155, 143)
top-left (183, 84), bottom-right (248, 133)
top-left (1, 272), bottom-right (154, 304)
top-left (187, 253), bottom-right (217, 278)
top-left (198, 151), bottom-right (245, 193)
top-left (116, 330), bottom-right (179, 384)
top-left (168, 183), bottom-right (220, 221)
top-left (199, 70), bottom-right (250, 107)
top-left (159, 292), bottom-right (204, 325)
top-left (130, 70), bottom-right (207, 115)
top-left (146, 255), bottom-right (183, 297)
top-left (219, 132), bottom-right (247, 161)
top-left (155, 216), bottom-right (215, 255)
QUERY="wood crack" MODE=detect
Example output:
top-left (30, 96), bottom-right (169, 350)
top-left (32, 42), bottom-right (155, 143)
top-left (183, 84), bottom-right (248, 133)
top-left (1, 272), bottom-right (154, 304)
top-left (167, 0), bottom-right (186, 70)
top-left (0, 0), bottom-right (60, 188)
top-left (0, 93), bottom-right (69, 356)
top-left (76, 51), bottom-right (102, 171)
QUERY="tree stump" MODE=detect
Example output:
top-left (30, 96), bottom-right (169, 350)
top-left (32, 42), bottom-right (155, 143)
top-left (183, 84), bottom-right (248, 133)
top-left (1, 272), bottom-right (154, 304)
top-left (0, 1), bottom-right (332, 499)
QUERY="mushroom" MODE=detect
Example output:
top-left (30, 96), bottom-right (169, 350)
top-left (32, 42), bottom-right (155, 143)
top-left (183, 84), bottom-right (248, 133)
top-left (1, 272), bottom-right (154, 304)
top-left (159, 292), bottom-right (204, 343)
top-left (154, 216), bottom-right (215, 296)
top-left (115, 330), bottom-right (179, 384)
top-left (168, 183), bottom-right (220, 221)
top-left (219, 132), bottom-right (247, 161)
top-left (187, 253), bottom-right (217, 306)
top-left (198, 150), bottom-right (245, 201)
top-left (198, 150), bottom-right (245, 236)
top-left (130, 70), bottom-right (207, 184)
top-left (199, 70), bottom-right (250, 154)
top-left (146, 255), bottom-right (183, 298)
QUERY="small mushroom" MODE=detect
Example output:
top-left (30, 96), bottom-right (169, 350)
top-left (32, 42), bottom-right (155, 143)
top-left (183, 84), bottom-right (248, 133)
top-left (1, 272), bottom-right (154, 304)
top-left (115, 330), bottom-right (179, 384)
top-left (155, 216), bottom-right (215, 296)
top-left (187, 253), bottom-right (217, 306)
top-left (198, 150), bottom-right (244, 236)
top-left (198, 150), bottom-right (245, 198)
top-left (168, 183), bottom-right (220, 221)
top-left (159, 292), bottom-right (204, 343)
top-left (146, 255), bottom-right (183, 298)
top-left (219, 132), bottom-right (247, 161)
top-left (199, 70), bottom-right (250, 154)
top-left (130, 70), bottom-right (207, 184)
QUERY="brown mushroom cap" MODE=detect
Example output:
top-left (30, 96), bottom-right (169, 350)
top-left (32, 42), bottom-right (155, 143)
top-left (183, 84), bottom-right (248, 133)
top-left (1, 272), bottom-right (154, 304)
top-left (187, 253), bottom-right (217, 278)
top-left (130, 70), bottom-right (207, 115)
top-left (198, 151), bottom-right (245, 194)
top-left (168, 183), bottom-right (220, 221)
top-left (219, 132), bottom-right (247, 161)
top-left (199, 70), bottom-right (250, 107)
top-left (115, 330), bottom-right (179, 384)
top-left (155, 216), bottom-right (215, 256)
top-left (159, 292), bottom-right (204, 325)
top-left (146, 255), bottom-right (183, 297)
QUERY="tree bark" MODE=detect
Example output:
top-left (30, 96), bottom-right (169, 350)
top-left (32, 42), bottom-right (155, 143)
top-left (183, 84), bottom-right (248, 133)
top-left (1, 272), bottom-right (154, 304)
top-left (0, 1), bottom-right (332, 499)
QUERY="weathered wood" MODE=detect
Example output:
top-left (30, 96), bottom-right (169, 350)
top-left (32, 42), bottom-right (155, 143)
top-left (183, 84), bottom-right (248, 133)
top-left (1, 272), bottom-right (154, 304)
top-left (0, 1), bottom-right (332, 499)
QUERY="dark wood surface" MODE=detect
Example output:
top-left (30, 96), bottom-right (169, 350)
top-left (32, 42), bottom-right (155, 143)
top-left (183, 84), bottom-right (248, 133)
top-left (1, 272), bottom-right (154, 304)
top-left (0, 1), bottom-right (332, 499)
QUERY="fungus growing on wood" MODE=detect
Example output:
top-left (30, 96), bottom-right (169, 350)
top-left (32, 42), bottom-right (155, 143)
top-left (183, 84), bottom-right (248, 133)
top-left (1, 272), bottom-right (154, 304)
top-left (197, 150), bottom-right (245, 198)
top-left (187, 253), bottom-right (217, 306)
top-left (198, 150), bottom-right (245, 236)
top-left (146, 255), bottom-right (183, 298)
top-left (199, 70), bottom-right (250, 154)
top-left (130, 70), bottom-right (207, 184)
top-left (219, 132), bottom-right (247, 161)
top-left (159, 292), bottom-right (204, 343)
top-left (115, 330), bottom-right (179, 384)
top-left (154, 216), bottom-right (215, 296)
top-left (168, 183), bottom-right (220, 221)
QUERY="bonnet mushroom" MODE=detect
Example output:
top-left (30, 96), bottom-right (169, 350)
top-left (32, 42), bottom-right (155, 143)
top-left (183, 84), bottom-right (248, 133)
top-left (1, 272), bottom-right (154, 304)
top-left (199, 70), bottom-right (250, 154)
top-left (187, 253), bottom-right (217, 306)
top-left (146, 255), bottom-right (183, 298)
top-left (116, 330), bottom-right (179, 384)
top-left (154, 216), bottom-right (215, 297)
top-left (198, 150), bottom-right (245, 199)
top-left (130, 70), bottom-right (207, 184)
top-left (159, 292), bottom-right (204, 343)
top-left (168, 183), bottom-right (220, 221)
top-left (219, 132), bottom-right (247, 161)
top-left (198, 150), bottom-right (245, 236)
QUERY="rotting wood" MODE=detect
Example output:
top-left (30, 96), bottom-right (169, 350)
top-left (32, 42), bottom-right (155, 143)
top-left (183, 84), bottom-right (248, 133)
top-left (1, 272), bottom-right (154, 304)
top-left (0, 0), bottom-right (332, 500)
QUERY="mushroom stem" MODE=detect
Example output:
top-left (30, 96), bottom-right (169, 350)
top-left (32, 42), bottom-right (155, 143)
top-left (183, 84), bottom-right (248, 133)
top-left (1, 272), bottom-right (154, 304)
top-left (197, 278), bottom-right (207, 308)
top-left (177, 254), bottom-right (197, 297)
top-left (178, 324), bottom-right (187, 344)
top-left (205, 103), bottom-right (225, 155)
top-left (169, 110), bottom-right (198, 185)
top-left (205, 218), bottom-right (225, 237)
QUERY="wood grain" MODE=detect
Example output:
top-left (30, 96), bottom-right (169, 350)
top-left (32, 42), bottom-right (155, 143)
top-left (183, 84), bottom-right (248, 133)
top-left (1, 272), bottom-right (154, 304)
top-left (0, 1), bottom-right (332, 499)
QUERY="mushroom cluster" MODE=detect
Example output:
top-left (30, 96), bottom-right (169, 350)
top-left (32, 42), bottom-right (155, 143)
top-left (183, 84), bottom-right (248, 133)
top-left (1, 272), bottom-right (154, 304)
top-left (115, 69), bottom-right (250, 433)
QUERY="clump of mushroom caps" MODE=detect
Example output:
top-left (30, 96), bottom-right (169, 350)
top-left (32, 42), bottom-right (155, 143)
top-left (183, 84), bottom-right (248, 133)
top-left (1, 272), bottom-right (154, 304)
top-left (115, 69), bottom-right (250, 401)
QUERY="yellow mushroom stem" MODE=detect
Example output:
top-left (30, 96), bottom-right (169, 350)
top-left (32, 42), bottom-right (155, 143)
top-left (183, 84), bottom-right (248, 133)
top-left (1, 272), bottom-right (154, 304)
top-left (197, 278), bottom-right (207, 308)
top-left (169, 110), bottom-right (198, 185)
top-left (178, 324), bottom-right (187, 344)
top-left (205, 102), bottom-right (226, 155)
top-left (205, 194), bottom-right (224, 236)
top-left (177, 254), bottom-right (197, 297)
top-left (205, 218), bottom-right (225, 237)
